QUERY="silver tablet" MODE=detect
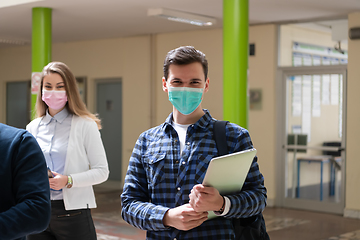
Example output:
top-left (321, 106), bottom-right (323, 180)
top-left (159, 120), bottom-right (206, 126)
top-left (202, 148), bottom-right (257, 194)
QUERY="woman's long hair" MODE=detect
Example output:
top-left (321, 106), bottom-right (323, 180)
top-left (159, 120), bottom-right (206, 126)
top-left (35, 61), bottom-right (102, 129)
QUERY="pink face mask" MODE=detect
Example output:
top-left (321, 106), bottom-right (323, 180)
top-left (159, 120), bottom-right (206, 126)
top-left (42, 90), bottom-right (68, 110)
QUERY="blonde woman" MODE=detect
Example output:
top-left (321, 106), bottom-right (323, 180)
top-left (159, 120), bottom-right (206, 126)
top-left (26, 62), bottom-right (109, 240)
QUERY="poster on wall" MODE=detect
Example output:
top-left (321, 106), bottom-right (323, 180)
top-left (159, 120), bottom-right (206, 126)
top-left (302, 75), bottom-right (312, 141)
top-left (292, 42), bottom-right (348, 65)
top-left (31, 72), bottom-right (41, 94)
top-left (312, 75), bottom-right (321, 117)
top-left (291, 76), bottom-right (302, 116)
top-left (330, 74), bottom-right (339, 106)
top-left (322, 75), bottom-right (330, 105)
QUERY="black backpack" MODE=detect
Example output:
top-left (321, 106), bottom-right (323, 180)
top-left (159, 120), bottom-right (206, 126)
top-left (213, 120), bottom-right (270, 240)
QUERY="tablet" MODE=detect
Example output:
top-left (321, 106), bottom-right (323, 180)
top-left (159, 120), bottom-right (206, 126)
top-left (202, 148), bottom-right (257, 194)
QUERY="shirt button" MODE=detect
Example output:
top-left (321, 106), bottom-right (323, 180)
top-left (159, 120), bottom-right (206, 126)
top-left (186, 142), bottom-right (190, 145)
top-left (175, 160), bottom-right (179, 164)
top-left (177, 187), bottom-right (181, 191)
top-left (182, 161), bottom-right (185, 165)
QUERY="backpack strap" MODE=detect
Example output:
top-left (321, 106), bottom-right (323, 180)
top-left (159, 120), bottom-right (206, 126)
top-left (213, 120), bottom-right (229, 156)
top-left (213, 120), bottom-right (269, 240)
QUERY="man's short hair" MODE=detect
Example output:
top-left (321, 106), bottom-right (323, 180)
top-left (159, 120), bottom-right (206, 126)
top-left (163, 46), bottom-right (208, 81)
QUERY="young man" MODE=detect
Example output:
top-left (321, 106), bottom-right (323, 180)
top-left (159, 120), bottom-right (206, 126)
top-left (121, 46), bottom-right (267, 239)
top-left (0, 123), bottom-right (51, 240)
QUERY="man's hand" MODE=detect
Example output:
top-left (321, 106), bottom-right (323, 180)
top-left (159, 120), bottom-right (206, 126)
top-left (189, 184), bottom-right (224, 212)
top-left (163, 203), bottom-right (208, 231)
top-left (49, 172), bottom-right (68, 190)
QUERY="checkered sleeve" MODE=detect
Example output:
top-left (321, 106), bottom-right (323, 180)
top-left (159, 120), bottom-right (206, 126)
top-left (120, 131), bottom-right (170, 231)
top-left (224, 123), bottom-right (267, 218)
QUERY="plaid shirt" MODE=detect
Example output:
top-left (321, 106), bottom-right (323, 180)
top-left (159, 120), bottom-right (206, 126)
top-left (121, 110), bottom-right (267, 240)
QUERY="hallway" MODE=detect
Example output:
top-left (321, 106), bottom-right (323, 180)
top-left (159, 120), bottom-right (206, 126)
top-left (92, 187), bottom-right (360, 240)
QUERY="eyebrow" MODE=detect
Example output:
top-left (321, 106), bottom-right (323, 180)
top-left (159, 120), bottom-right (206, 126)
top-left (44, 82), bottom-right (64, 85)
top-left (170, 78), bottom-right (202, 81)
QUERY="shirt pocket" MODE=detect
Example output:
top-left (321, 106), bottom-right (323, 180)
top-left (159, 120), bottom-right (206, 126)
top-left (143, 152), bottom-right (166, 188)
top-left (195, 154), bottom-right (213, 184)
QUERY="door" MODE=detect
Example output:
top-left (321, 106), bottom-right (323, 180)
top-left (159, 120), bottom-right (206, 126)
top-left (277, 65), bottom-right (346, 214)
top-left (6, 81), bottom-right (31, 129)
top-left (96, 80), bottom-right (122, 181)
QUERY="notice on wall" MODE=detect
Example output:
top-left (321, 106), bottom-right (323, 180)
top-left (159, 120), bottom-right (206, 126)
top-left (31, 72), bottom-right (41, 94)
top-left (331, 58), bottom-right (339, 65)
top-left (293, 52), bottom-right (303, 66)
top-left (322, 75), bottom-right (330, 105)
top-left (312, 75), bottom-right (321, 117)
top-left (292, 42), bottom-right (348, 67)
top-left (331, 74), bottom-right (339, 106)
top-left (292, 76), bottom-right (302, 116)
top-left (303, 54), bottom-right (312, 66)
top-left (313, 55), bottom-right (321, 66)
top-left (322, 56), bottom-right (331, 65)
top-left (302, 75), bottom-right (312, 141)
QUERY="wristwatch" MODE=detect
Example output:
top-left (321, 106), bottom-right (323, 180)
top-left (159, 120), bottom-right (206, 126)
top-left (66, 175), bottom-right (73, 188)
top-left (217, 196), bottom-right (225, 214)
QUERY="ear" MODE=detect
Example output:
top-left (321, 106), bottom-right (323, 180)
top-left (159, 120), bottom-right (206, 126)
top-left (162, 77), bottom-right (168, 93)
top-left (204, 78), bottom-right (210, 93)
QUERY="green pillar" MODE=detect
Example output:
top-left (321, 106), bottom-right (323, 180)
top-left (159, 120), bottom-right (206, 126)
top-left (31, 7), bottom-right (52, 119)
top-left (223, 0), bottom-right (249, 128)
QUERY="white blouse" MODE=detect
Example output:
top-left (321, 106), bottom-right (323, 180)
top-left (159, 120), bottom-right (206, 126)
top-left (37, 108), bottom-right (71, 200)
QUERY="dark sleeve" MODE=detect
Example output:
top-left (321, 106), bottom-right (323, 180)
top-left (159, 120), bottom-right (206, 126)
top-left (225, 123), bottom-right (267, 218)
top-left (0, 130), bottom-right (51, 239)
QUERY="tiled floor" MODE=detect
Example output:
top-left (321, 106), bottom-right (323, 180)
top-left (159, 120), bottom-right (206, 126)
top-left (92, 187), bottom-right (360, 240)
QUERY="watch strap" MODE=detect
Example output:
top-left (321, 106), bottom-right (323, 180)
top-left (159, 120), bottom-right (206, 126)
top-left (66, 175), bottom-right (73, 188)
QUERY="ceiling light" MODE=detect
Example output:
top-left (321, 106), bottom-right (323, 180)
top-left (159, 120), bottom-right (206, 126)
top-left (0, 0), bottom-right (44, 9)
top-left (0, 38), bottom-right (28, 45)
top-left (148, 8), bottom-right (216, 27)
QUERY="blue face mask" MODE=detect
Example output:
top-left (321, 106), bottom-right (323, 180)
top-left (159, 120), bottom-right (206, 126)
top-left (168, 87), bottom-right (204, 115)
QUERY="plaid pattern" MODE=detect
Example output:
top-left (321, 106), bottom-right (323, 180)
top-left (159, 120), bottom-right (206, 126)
top-left (121, 110), bottom-right (267, 240)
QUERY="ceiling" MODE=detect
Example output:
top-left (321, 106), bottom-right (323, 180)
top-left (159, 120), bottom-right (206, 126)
top-left (0, 0), bottom-right (359, 48)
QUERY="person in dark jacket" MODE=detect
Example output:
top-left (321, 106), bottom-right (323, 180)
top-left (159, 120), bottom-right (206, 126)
top-left (0, 123), bottom-right (51, 240)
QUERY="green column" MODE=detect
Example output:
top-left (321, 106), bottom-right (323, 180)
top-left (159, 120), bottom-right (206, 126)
top-left (223, 0), bottom-right (249, 128)
top-left (31, 7), bottom-right (52, 119)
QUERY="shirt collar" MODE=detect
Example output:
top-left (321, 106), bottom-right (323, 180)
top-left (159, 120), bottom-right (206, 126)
top-left (163, 109), bottom-right (213, 130)
top-left (40, 107), bottom-right (70, 125)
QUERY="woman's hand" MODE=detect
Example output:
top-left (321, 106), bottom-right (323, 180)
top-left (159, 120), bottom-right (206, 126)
top-left (49, 171), bottom-right (68, 190)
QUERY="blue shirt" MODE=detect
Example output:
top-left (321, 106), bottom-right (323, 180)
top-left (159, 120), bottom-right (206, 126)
top-left (36, 107), bottom-right (72, 200)
top-left (121, 110), bottom-right (267, 240)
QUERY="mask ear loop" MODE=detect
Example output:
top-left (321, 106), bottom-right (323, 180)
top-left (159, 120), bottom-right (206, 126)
top-left (202, 85), bottom-right (206, 100)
